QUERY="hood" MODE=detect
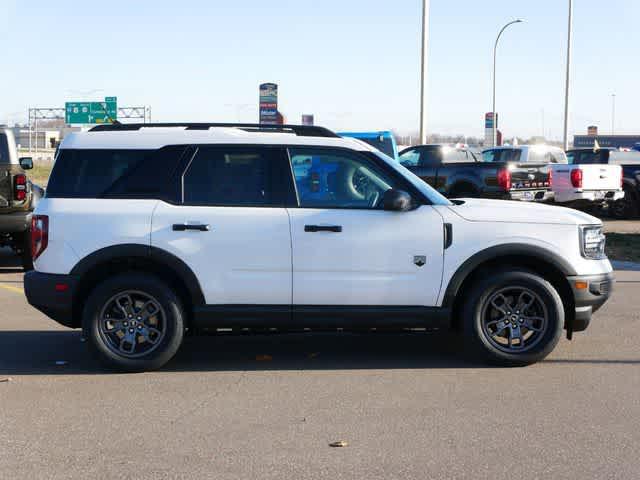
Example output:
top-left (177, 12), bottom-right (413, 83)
top-left (447, 198), bottom-right (600, 226)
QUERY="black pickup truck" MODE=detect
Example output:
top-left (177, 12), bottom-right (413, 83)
top-left (0, 128), bottom-right (41, 270)
top-left (398, 144), bottom-right (558, 201)
top-left (567, 147), bottom-right (640, 218)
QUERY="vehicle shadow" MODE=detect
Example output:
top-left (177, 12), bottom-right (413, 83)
top-left (2, 330), bottom-right (639, 376)
top-left (0, 330), bottom-right (480, 375)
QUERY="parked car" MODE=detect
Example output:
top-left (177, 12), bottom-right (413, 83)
top-left (398, 144), bottom-right (553, 201)
top-left (0, 127), bottom-right (42, 270)
top-left (25, 123), bottom-right (613, 371)
top-left (566, 148), bottom-right (640, 218)
top-left (339, 131), bottom-right (399, 161)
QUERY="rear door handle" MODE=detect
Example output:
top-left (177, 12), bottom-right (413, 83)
top-left (172, 224), bottom-right (210, 232)
top-left (304, 225), bottom-right (342, 233)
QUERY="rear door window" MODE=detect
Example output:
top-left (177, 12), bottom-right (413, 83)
top-left (46, 146), bottom-right (187, 200)
top-left (182, 146), bottom-right (292, 206)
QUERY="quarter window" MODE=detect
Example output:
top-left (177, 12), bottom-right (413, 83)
top-left (290, 148), bottom-right (401, 209)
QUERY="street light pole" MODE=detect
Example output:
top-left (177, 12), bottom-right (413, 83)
top-left (562, 0), bottom-right (573, 150)
top-left (611, 94), bottom-right (616, 135)
top-left (419, 0), bottom-right (430, 145)
top-left (493, 19), bottom-right (522, 147)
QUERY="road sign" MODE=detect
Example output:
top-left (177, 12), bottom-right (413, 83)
top-left (259, 83), bottom-right (279, 125)
top-left (65, 97), bottom-right (118, 124)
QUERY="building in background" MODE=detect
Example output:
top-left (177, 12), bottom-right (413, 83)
top-left (574, 126), bottom-right (640, 148)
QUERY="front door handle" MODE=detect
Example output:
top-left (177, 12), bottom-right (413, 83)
top-left (304, 225), bottom-right (342, 233)
top-left (172, 224), bottom-right (210, 232)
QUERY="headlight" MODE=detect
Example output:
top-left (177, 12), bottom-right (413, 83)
top-left (580, 225), bottom-right (606, 259)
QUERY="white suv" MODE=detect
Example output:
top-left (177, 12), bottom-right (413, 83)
top-left (24, 123), bottom-right (614, 371)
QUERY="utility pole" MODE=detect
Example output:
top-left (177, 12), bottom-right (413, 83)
top-left (562, 0), bottom-right (573, 150)
top-left (419, 0), bottom-right (430, 145)
top-left (611, 94), bottom-right (616, 135)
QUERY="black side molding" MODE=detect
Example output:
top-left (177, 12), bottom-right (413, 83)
top-left (444, 223), bottom-right (453, 249)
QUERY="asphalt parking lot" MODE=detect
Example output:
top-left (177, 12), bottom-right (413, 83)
top-left (1, 248), bottom-right (639, 479)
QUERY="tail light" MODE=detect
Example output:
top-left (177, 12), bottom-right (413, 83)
top-left (31, 215), bottom-right (49, 261)
top-left (570, 169), bottom-right (583, 188)
top-left (548, 168), bottom-right (553, 186)
top-left (497, 168), bottom-right (511, 191)
top-left (14, 174), bottom-right (27, 201)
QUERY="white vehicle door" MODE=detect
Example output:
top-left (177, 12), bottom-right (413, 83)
top-left (287, 147), bottom-right (445, 308)
top-left (151, 145), bottom-right (293, 306)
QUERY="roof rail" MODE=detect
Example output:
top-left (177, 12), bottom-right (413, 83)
top-left (89, 122), bottom-right (339, 138)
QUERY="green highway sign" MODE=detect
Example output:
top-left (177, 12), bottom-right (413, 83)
top-left (65, 97), bottom-right (117, 124)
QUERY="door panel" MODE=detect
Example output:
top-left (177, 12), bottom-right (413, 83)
top-left (288, 206), bottom-right (444, 306)
top-left (152, 204), bottom-right (291, 304)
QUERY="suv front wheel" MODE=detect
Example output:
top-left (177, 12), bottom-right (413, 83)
top-left (463, 270), bottom-right (564, 366)
top-left (83, 273), bottom-right (185, 372)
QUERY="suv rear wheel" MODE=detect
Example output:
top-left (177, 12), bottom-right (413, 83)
top-left (83, 273), bottom-right (185, 371)
top-left (462, 270), bottom-right (564, 366)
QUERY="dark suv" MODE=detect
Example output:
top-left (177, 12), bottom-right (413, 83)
top-left (0, 127), bottom-right (41, 270)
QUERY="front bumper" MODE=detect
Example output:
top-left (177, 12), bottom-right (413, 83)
top-left (566, 271), bottom-right (615, 332)
top-left (24, 271), bottom-right (78, 328)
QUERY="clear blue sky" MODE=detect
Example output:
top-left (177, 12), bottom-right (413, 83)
top-left (1, 0), bottom-right (638, 140)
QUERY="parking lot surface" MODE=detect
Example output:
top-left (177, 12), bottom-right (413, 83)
top-left (1, 248), bottom-right (639, 479)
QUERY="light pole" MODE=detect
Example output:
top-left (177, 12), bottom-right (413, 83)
top-left (611, 94), bottom-right (616, 135)
top-left (562, 0), bottom-right (573, 150)
top-left (492, 19), bottom-right (523, 147)
top-left (419, 0), bottom-right (430, 145)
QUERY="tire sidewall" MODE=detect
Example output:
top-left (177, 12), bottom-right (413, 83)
top-left (83, 273), bottom-right (185, 372)
top-left (464, 270), bottom-right (564, 366)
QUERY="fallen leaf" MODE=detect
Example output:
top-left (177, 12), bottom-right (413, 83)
top-left (329, 441), bottom-right (349, 448)
top-left (0, 377), bottom-right (11, 383)
top-left (255, 355), bottom-right (272, 362)
top-left (307, 352), bottom-right (320, 359)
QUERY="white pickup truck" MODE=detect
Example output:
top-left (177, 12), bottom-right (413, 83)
top-left (549, 155), bottom-right (624, 207)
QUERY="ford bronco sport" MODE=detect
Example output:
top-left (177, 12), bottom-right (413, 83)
top-left (24, 123), bottom-right (614, 371)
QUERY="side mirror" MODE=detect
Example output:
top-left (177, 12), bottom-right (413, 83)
top-left (382, 189), bottom-right (413, 212)
top-left (19, 157), bottom-right (33, 170)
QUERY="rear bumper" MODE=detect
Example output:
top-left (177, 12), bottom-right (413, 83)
top-left (0, 211), bottom-right (31, 233)
top-left (24, 271), bottom-right (78, 328)
top-left (567, 272), bottom-right (615, 332)
top-left (508, 190), bottom-right (553, 202)
top-left (554, 190), bottom-right (624, 205)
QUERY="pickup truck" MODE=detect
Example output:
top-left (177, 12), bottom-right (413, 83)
top-left (0, 127), bottom-right (40, 270)
top-left (398, 144), bottom-right (554, 201)
top-left (566, 148), bottom-right (640, 218)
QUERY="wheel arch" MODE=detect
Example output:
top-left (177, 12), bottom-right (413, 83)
top-left (69, 244), bottom-right (204, 328)
top-left (443, 244), bottom-right (576, 332)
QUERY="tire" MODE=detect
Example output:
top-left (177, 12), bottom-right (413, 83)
top-left (462, 270), bottom-right (564, 366)
top-left (612, 185), bottom-right (639, 219)
top-left (82, 273), bottom-right (185, 372)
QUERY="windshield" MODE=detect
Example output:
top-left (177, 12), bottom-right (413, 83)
top-left (371, 151), bottom-right (452, 206)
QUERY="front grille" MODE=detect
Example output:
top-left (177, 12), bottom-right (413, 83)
top-left (589, 281), bottom-right (612, 296)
